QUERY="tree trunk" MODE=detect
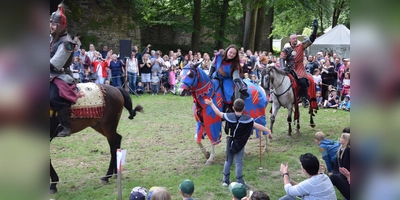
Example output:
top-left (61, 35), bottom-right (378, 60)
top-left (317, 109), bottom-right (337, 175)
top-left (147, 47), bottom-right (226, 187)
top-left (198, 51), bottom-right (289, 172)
top-left (319, 3), bottom-right (324, 34)
top-left (254, 4), bottom-right (266, 52)
top-left (332, 0), bottom-right (345, 28)
top-left (216, 0), bottom-right (229, 49)
top-left (191, 0), bottom-right (201, 52)
top-left (243, 3), bottom-right (258, 51)
top-left (266, 5), bottom-right (274, 53)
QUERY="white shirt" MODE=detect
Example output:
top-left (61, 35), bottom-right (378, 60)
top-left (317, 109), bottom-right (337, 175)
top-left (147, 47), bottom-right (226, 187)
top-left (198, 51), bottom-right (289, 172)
top-left (284, 174), bottom-right (337, 200)
top-left (96, 63), bottom-right (103, 77)
top-left (343, 78), bottom-right (350, 86)
top-left (127, 58), bottom-right (138, 73)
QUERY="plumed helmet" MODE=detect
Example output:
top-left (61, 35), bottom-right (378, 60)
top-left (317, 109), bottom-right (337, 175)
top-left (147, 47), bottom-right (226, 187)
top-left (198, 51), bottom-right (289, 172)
top-left (50, 4), bottom-right (67, 31)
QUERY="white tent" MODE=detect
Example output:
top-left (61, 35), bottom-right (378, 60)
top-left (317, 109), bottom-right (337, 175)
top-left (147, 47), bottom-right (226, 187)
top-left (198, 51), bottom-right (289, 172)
top-left (309, 24), bottom-right (350, 59)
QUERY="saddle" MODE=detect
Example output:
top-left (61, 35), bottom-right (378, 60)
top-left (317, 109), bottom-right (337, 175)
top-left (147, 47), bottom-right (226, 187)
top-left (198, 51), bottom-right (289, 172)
top-left (69, 83), bottom-right (106, 118)
top-left (50, 83), bottom-right (106, 119)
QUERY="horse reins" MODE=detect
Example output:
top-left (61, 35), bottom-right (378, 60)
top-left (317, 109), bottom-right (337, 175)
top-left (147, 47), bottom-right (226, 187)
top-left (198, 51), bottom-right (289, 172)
top-left (269, 68), bottom-right (292, 98)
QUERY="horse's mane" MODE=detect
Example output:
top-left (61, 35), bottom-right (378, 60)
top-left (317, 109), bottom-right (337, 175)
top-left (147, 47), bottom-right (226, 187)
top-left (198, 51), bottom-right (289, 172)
top-left (271, 66), bottom-right (288, 76)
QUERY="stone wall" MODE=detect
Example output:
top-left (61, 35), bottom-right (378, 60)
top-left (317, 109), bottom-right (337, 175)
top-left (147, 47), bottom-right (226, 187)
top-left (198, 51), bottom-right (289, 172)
top-left (66, 0), bottom-right (141, 52)
top-left (62, 0), bottom-right (272, 54)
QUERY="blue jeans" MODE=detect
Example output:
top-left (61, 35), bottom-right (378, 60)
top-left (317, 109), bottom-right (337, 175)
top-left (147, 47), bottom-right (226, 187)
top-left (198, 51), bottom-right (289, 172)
top-left (112, 75), bottom-right (120, 87)
top-left (95, 76), bottom-right (106, 84)
top-left (223, 136), bottom-right (245, 184)
top-left (151, 83), bottom-right (159, 94)
top-left (128, 72), bottom-right (138, 93)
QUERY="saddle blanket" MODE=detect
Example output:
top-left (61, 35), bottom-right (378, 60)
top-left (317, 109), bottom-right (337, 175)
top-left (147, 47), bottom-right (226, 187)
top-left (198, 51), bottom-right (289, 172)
top-left (69, 83), bottom-right (105, 118)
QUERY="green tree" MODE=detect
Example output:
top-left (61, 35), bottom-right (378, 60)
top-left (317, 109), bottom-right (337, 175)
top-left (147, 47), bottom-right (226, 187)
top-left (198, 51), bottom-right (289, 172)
top-left (332, 0), bottom-right (350, 28)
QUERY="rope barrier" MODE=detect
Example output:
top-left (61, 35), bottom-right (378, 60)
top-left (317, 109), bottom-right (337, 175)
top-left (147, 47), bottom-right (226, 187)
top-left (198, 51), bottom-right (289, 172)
top-left (50, 169), bottom-right (134, 184)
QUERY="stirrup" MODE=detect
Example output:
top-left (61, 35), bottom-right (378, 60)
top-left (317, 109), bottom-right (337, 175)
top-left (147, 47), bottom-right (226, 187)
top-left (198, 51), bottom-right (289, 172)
top-left (302, 99), bottom-right (310, 108)
top-left (57, 127), bottom-right (71, 137)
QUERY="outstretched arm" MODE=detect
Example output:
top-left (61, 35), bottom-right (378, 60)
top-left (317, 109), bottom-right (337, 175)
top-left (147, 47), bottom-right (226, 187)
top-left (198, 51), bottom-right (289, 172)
top-left (303, 19), bottom-right (318, 48)
top-left (253, 122), bottom-right (272, 137)
top-left (204, 99), bottom-right (223, 118)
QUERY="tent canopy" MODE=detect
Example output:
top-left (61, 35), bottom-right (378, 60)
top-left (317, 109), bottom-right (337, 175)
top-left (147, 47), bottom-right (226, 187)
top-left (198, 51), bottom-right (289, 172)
top-left (309, 24), bottom-right (350, 59)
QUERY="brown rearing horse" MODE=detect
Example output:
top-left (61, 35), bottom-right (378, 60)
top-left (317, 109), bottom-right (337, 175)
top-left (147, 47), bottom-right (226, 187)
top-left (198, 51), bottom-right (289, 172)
top-left (50, 84), bottom-right (143, 194)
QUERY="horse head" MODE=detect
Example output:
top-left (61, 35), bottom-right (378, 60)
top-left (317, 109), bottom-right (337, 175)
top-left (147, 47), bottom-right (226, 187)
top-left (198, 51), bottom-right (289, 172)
top-left (178, 62), bottom-right (208, 96)
top-left (260, 65), bottom-right (272, 90)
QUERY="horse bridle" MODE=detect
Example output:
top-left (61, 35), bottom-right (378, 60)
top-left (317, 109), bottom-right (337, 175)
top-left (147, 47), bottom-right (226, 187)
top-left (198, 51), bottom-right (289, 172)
top-left (181, 65), bottom-right (199, 91)
top-left (266, 66), bottom-right (292, 98)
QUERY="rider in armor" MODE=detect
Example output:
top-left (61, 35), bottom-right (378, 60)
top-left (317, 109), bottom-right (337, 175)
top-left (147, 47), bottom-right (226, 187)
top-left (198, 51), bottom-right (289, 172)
top-left (50, 3), bottom-right (83, 137)
top-left (208, 45), bottom-right (249, 102)
top-left (280, 19), bottom-right (318, 107)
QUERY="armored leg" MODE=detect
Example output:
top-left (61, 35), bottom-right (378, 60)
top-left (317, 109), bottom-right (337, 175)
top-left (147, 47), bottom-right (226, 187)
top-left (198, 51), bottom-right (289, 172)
top-left (298, 78), bottom-right (309, 108)
top-left (234, 78), bottom-right (249, 100)
top-left (56, 107), bottom-right (71, 137)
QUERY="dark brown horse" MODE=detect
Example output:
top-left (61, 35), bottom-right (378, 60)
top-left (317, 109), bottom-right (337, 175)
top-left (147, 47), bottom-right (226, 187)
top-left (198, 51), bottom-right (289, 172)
top-left (50, 84), bottom-right (143, 194)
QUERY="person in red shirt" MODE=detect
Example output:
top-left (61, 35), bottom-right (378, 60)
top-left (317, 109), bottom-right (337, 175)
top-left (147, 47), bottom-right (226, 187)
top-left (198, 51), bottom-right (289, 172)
top-left (91, 52), bottom-right (108, 84)
top-left (280, 19), bottom-right (318, 107)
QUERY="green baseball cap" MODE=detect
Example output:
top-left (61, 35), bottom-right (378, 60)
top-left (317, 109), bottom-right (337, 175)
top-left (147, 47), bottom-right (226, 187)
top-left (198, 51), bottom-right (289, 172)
top-left (229, 182), bottom-right (247, 199)
top-left (179, 179), bottom-right (194, 194)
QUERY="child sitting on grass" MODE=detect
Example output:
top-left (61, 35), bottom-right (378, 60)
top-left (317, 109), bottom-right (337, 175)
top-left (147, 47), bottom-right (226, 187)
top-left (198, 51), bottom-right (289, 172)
top-left (136, 82), bottom-right (144, 95)
top-left (338, 95), bottom-right (350, 111)
top-left (323, 89), bottom-right (339, 108)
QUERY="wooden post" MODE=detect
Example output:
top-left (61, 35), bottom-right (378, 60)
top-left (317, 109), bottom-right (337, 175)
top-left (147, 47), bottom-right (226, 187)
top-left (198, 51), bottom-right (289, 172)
top-left (117, 149), bottom-right (122, 200)
top-left (259, 134), bottom-right (262, 167)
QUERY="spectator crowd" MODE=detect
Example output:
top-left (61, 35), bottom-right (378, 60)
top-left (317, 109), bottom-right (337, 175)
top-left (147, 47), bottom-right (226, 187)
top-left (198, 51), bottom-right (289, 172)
top-left (68, 40), bottom-right (350, 199)
top-left (69, 38), bottom-right (350, 111)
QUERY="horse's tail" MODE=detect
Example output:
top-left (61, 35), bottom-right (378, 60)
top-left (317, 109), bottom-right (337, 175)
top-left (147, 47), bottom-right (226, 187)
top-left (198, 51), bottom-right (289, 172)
top-left (117, 87), bottom-right (144, 119)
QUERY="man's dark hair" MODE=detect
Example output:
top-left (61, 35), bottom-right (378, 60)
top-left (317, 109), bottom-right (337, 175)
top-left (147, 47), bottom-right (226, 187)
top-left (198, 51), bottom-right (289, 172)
top-left (343, 127), bottom-right (350, 133)
top-left (250, 190), bottom-right (270, 200)
top-left (233, 99), bottom-right (245, 112)
top-left (299, 153), bottom-right (319, 175)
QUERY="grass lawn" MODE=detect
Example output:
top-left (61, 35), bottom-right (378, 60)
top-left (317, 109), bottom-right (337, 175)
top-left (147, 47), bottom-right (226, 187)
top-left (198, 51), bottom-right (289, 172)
top-left (50, 92), bottom-right (350, 199)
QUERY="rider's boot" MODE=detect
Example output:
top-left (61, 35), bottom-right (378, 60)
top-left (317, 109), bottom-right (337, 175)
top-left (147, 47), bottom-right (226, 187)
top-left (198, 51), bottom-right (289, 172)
top-left (56, 107), bottom-right (72, 137)
top-left (234, 78), bottom-right (249, 99)
top-left (301, 87), bottom-right (310, 108)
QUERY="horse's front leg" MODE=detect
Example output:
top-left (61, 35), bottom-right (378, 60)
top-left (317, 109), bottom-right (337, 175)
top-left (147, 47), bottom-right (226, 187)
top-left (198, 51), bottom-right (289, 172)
top-left (50, 159), bottom-right (59, 194)
top-left (198, 142), bottom-right (210, 159)
top-left (270, 114), bottom-right (275, 137)
top-left (205, 141), bottom-right (215, 165)
top-left (263, 134), bottom-right (270, 152)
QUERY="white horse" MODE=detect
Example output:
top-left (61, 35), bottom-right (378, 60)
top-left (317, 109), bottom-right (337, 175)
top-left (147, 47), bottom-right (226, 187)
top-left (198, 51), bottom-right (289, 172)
top-left (260, 66), bottom-right (317, 138)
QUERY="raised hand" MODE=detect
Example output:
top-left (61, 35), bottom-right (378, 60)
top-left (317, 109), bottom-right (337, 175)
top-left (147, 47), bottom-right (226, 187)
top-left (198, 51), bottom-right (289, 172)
top-left (313, 19), bottom-right (318, 30)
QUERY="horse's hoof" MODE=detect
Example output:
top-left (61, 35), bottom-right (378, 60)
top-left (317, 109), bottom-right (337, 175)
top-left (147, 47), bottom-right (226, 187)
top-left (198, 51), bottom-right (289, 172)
top-left (285, 135), bottom-right (292, 139)
top-left (263, 147), bottom-right (269, 152)
top-left (310, 124), bottom-right (316, 128)
top-left (99, 179), bottom-right (109, 185)
top-left (50, 188), bottom-right (58, 194)
top-left (205, 151), bottom-right (210, 159)
top-left (268, 134), bottom-right (273, 140)
top-left (205, 160), bottom-right (213, 165)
